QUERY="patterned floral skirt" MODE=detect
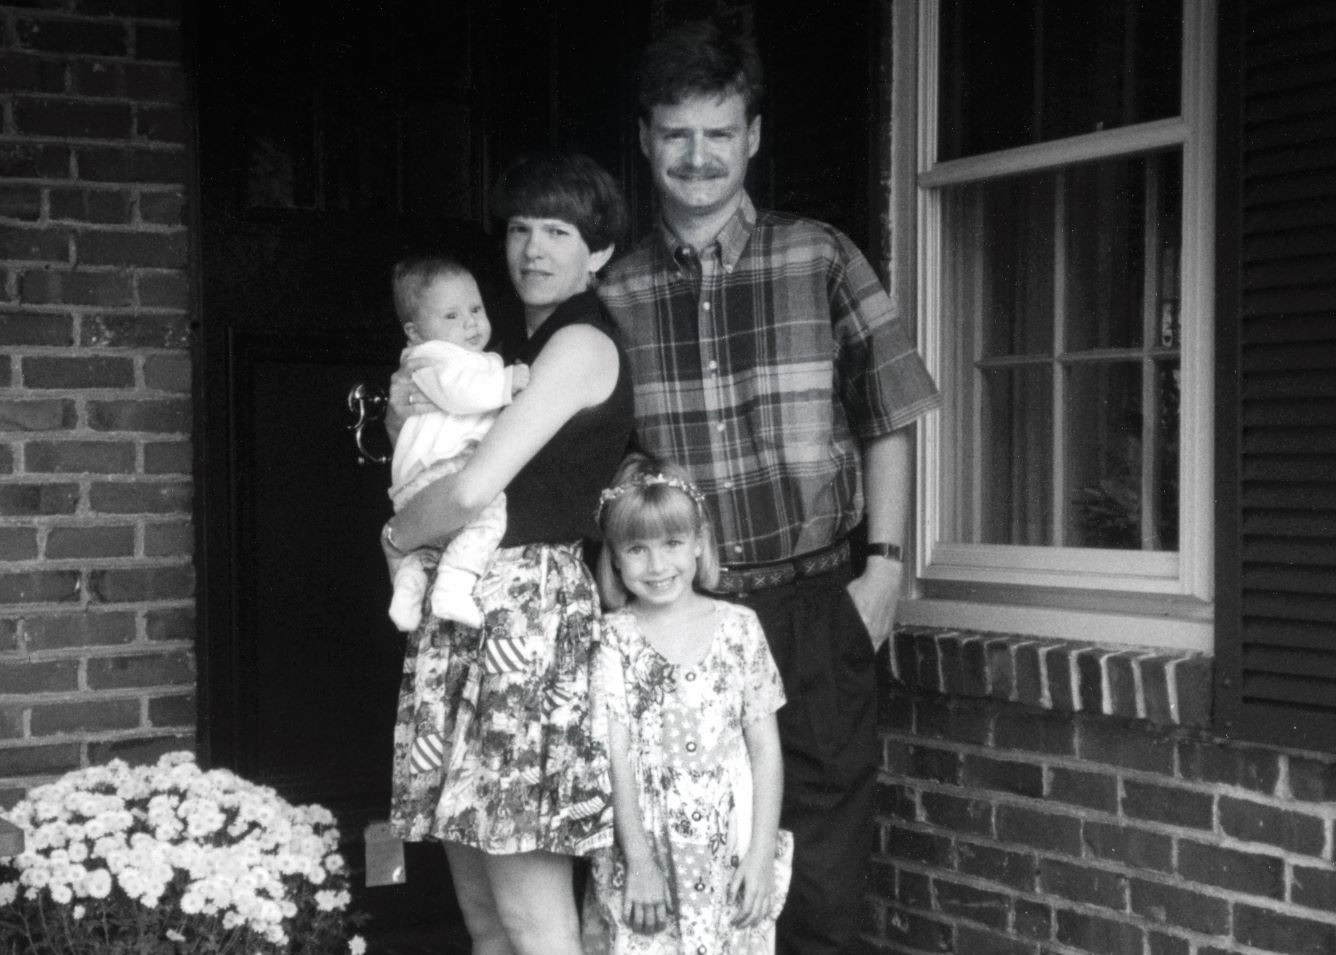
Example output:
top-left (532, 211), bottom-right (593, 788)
top-left (388, 541), bottom-right (613, 856)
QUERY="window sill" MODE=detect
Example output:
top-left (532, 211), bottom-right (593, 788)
top-left (888, 623), bottom-right (1213, 730)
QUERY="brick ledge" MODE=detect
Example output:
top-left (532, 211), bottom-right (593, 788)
top-left (890, 626), bottom-right (1212, 728)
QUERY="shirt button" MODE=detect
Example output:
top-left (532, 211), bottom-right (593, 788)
top-left (702, 302), bottom-right (711, 311)
top-left (686, 742), bottom-right (697, 753)
top-left (708, 360), bottom-right (718, 370)
top-left (733, 545), bottom-right (744, 555)
top-left (715, 422), bottom-right (725, 433)
top-left (694, 881), bottom-right (706, 892)
top-left (722, 480), bottom-right (733, 490)
top-left (685, 671), bottom-right (696, 681)
top-left (692, 811), bottom-right (702, 820)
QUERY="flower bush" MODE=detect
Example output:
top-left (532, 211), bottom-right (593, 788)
top-left (0, 751), bottom-right (367, 954)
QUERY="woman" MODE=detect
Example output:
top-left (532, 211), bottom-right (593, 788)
top-left (381, 151), bottom-right (633, 955)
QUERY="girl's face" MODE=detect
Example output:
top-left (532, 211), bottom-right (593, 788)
top-left (611, 529), bottom-right (703, 610)
top-left (505, 216), bottom-right (613, 328)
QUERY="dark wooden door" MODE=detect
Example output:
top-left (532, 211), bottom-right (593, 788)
top-left (190, 0), bottom-right (644, 940)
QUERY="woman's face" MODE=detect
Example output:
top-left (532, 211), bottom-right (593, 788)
top-left (505, 216), bottom-right (611, 327)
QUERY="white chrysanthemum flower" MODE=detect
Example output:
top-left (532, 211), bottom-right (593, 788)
top-left (0, 882), bottom-right (17, 906)
top-left (349, 936), bottom-right (368, 955)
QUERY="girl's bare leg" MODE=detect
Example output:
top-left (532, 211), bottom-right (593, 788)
top-left (443, 842), bottom-right (515, 955)
top-left (483, 850), bottom-right (583, 955)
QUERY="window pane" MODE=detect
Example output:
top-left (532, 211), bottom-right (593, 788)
top-left (1067, 361), bottom-right (1143, 548)
top-left (980, 366), bottom-right (1053, 545)
top-left (939, 0), bottom-right (1182, 161)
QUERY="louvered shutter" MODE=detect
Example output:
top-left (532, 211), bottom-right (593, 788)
top-left (1214, 0), bottom-right (1336, 747)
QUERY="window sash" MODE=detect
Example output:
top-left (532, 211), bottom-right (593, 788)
top-left (906, 0), bottom-right (1216, 645)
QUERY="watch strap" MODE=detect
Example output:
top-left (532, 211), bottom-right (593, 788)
top-left (865, 542), bottom-right (903, 562)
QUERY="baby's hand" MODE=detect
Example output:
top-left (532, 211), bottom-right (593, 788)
top-left (730, 845), bottom-right (776, 928)
top-left (622, 855), bottom-right (671, 935)
top-left (510, 362), bottom-right (531, 393)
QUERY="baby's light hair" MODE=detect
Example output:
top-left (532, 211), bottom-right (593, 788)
top-left (595, 453), bottom-right (720, 609)
top-left (391, 256), bottom-right (472, 327)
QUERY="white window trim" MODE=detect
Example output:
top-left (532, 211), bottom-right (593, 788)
top-left (898, 0), bottom-right (1217, 652)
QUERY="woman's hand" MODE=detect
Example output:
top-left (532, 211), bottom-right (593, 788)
top-left (730, 842), bottom-right (776, 928)
top-left (622, 854), bottom-right (672, 935)
top-left (385, 357), bottom-right (435, 440)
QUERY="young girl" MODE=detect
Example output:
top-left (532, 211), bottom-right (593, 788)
top-left (583, 454), bottom-right (793, 955)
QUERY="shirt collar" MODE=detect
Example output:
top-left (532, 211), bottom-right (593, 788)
top-left (656, 193), bottom-right (756, 271)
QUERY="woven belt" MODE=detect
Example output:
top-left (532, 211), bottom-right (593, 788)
top-left (714, 539), bottom-right (851, 595)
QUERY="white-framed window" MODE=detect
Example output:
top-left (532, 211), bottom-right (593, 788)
top-left (897, 0), bottom-right (1216, 650)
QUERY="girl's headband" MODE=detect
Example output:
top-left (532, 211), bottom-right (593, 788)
top-left (595, 473), bottom-right (707, 523)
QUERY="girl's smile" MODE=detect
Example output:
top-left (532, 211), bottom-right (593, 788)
top-left (611, 532), bottom-right (703, 610)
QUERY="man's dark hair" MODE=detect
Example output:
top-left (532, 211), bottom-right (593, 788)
top-left (491, 151), bottom-right (628, 254)
top-left (637, 19), bottom-right (765, 121)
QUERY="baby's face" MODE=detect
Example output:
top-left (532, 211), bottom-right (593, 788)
top-left (407, 274), bottom-right (491, 351)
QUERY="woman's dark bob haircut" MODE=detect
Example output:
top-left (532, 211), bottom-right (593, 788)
top-left (491, 151), bottom-right (628, 255)
top-left (637, 18), bottom-right (765, 121)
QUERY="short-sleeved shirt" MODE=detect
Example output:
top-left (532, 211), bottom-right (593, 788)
top-left (598, 194), bottom-right (941, 564)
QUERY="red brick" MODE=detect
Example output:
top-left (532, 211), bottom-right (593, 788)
top-left (1149, 931), bottom-right (1191, 955)
top-left (15, 97), bottom-right (133, 139)
top-left (877, 781), bottom-right (916, 822)
top-left (1056, 909), bottom-right (1144, 955)
top-left (1173, 656), bottom-right (1211, 726)
top-left (1292, 864), bottom-right (1336, 911)
top-left (26, 440), bottom-right (136, 474)
top-left (0, 315), bottom-right (75, 347)
top-left (0, 526), bottom-right (39, 560)
top-left (1142, 656), bottom-right (1174, 724)
top-left (20, 268), bottom-right (135, 307)
top-left (934, 878), bottom-right (1010, 928)
top-left (84, 312), bottom-right (188, 348)
top-left (148, 693), bottom-right (194, 727)
top-left (0, 619), bottom-right (17, 653)
top-left (0, 742), bottom-right (81, 776)
top-left (1235, 903), bottom-right (1336, 955)
top-left (22, 611), bottom-right (136, 650)
top-left (122, 63), bottom-right (188, 103)
top-left (30, 698), bottom-right (140, 736)
top-left (960, 636), bottom-right (988, 696)
top-left (1039, 858), bottom-right (1127, 910)
top-left (49, 188), bottom-right (133, 224)
top-left (0, 659), bottom-right (79, 694)
top-left (937, 633), bottom-right (964, 694)
top-left (921, 790), bottom-right (993, 836)
top-left (1013, 641), bottom-right (1043, 705)
top-left (895, 867), bottom-right (930, 908)
top-left (1129, 878), bottom-right (1230, 935)
top-left (145, 606), bottom-right (193, 642)
top-left (45, 524), bottom-right (135, 558)
top-left (75, 146), bottom-right (186, 185)
top-left (956, 840), bottom-right (1036, 892)
top-left (87, 398), bottom-right (190, 432)
top-left (134, 24), bottom-right (182, 62)
top-left (15, 17), bottom-right (127, 56)
top-left (1105, 652), bottom-right (1139, 718)
top-left (87, 734), bottom-right (191, 768)
top-left (1219, 796), bottom-right (1326, 856)
top-left (70, 60), bottom-right (122, 97)
top-left (0, 185), bottom-right (42, 221)
top-left (22, 355), bottom-right (135, 389)
top-left (87, 565), bottom-right (193, 603)
top-left (143, 520), bottom-right (191, 557)
top-left (953, 925), bottom-right (1033, 955)
top-left (0, 483), bottom-right (79, 515)
top-left (137, 108), bottom-right (186, 146)
top-left (913, 630), bottom-right (939, 688)
top-left (1048, 767), bottom-right (1118, 812)
top-left (1013, 898), bottom-right (1051, 939)
top-left (962, 754), bottom-right (1043, 798)
top-left (0, 444), bottom-right (11, 472)
top-left (993, 709), bottom-right (1075, 756)
top-left (996, 804), bottom-right (1082, 855)
top-left (1178, 739), bottom-right (1280, 794)
top-left (1077, 717), bottom-right (1175, 774)
top-left (0, 706), bottom-right (24, 739)
top-left (143, 353), bottom-right (190, 392)
top-left (881, 906), bottom-right (951, 952)
top-left (0, 142), bottom-right (70, 178)
top-left (985, 637), bottom-right (1015, 700)
top-left (0, 570), bottom-right (80, 604)
top-left (143, 438), bottom-right (190, 473)
top-left (1044, 644), bottom-right (1077, 711)
top-left (85, 650), bottom-right (193, 689)
top-left (89, 480), bottom-right (191, 514)
top-left (1287, 756), bottom-right (1336, 803)
top-left (0, 52), bottom-right (67, 94)
top-left (1177, 840), bottom-right (1284, 899)
top-left (1123, 780), bottom-right (1213, 829)
top-left (1076, 648), bottom-right (1104, 712)
top-left (884, 823), bottom-right (953, 867)
top-left (0, 225), bottom-right (71, 263)
top-left (76, 229), bottom-right (187, 269)
top-left (904, 744), bottom-right (961, 785)
top-left (1083, 820), bottom-right (1173, 872)
top-left (137, 271), bottom-right (187, 307)
top-left (914, 696), bottom-right (989, 745)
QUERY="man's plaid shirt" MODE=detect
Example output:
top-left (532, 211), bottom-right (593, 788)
top-left (599, 195), bottom-right (941, 565)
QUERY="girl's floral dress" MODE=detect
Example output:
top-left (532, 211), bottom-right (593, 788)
top-left (389, 541), bottom-right (613, 855)
top-left (583, 601), bottom-right (793, 955)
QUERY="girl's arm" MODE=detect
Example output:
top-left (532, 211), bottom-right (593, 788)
top-left (607, 718), bottom-right (671, 935)
top-left (384, 323), bottom-right (618, 552)
top-left (731, 712), bottom-right (783, 928)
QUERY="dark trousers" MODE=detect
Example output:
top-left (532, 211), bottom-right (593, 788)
top-left (734, 563), bottom-right (878, 955)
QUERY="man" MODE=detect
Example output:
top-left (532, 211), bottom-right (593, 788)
top-left (598, 19), bottom-right (941, 954)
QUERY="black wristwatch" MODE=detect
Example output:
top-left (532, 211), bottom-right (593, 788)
top-left (864, 542), bottom-right (903, 562)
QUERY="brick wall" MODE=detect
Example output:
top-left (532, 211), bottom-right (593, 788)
top-left (0, 1), bottom-right (194, 805)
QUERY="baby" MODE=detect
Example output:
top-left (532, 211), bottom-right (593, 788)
top-left (385, 256), bottom-right (527, 631)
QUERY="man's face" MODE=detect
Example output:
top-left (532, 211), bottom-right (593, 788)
top-left (639, 91), bottom-right (760, 223)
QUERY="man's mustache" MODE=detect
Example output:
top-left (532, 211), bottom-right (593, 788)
top-left (668, 164), bottom-right (728, 180)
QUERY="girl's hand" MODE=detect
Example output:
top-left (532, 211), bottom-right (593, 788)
top-left (622, 855), bottom-right (671, 935)
top-left (510, 362), bottom-right (531, 393)
top-left (388, 358), bottom-right (435, 423)
top-left (729, 844), bottom-right (776, 929)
